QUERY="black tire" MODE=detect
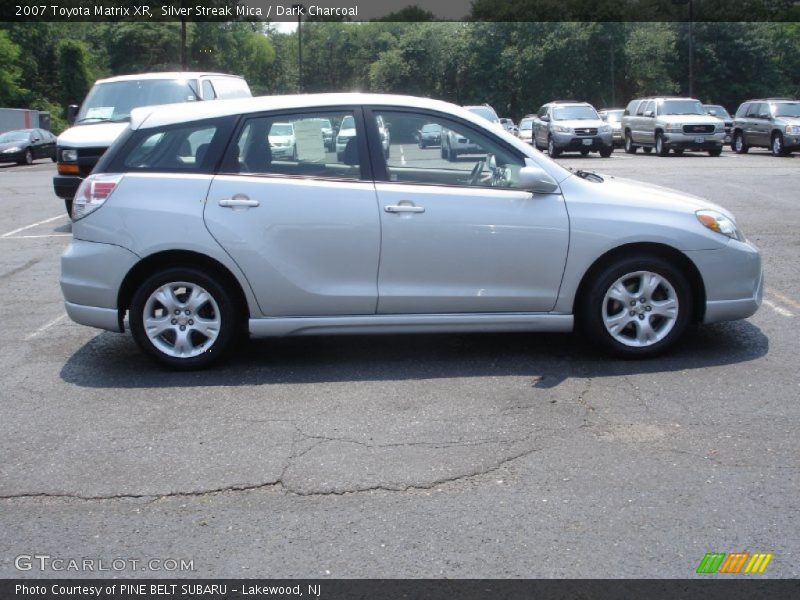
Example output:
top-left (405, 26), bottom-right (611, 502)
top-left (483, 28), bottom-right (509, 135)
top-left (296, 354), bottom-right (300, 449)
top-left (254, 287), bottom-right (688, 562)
top-left (18, 149), bottom-right (33, 166)
top-left (732, 131), bottom-right (748, 154)
top-left (580, 148), bottom-right (590, 156)
top-left (708, 146), bottom-right (722, 157)
top-left (642, 147), bottom-right (653, 154)
top-left (624, 131), bottom-right (637, 154)
top-left (129, 267), bottom-right (239, 370)
top-left (599, 146), bottom-right (613, 158)
top-left (51, 154), bottom-right (57, 162)
top-left (655, 132), bottom-right (669, 156)
top-left (548, 136), bottom-right (561, 158)
top-left (64, 197), bottom-right (72, 216)
top-left (771, 132), bottom-right (787, 157)
top-left (579, 255), bottom-right (693, 358)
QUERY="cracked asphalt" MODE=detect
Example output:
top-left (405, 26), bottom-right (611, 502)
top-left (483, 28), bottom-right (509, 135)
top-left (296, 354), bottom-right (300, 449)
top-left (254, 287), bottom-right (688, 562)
top-left (0, 151), bottom-right (798, 578)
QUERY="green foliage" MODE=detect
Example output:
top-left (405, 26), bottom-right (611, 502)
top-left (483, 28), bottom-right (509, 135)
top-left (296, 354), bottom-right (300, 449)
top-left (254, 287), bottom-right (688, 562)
top-left (0, 30), bottom-right (22, 106)
top-left (624, 22), bottom-right (679, 97)
top-left (58, 39), bottom-right (93, 107)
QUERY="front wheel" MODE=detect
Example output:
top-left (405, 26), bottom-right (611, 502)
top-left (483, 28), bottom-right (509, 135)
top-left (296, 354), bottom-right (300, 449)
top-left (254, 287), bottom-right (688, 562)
top-left (708, 146), bottom-right (722, 157)
top-left (129, 268), bottom-right (239, 370)
top-left (548, 136), bottom-right (561, 158)
top-left (655, 133), bottom-right (669, 156)
top-left (579, 256), bottom-right (692, 357)
top-left (624, 131), bottom-right (637, 154)
top-left (732, 131), bottom-right (748, 154)
top-left (599, 146), bottom-right (613, 158)
top-left (18, 149), bottom-right (33, 166)
top-left (771, 132), bottom-right (787, 157)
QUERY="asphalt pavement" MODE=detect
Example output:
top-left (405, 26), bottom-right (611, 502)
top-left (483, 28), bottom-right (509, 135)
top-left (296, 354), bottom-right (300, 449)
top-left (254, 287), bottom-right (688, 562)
top-left (0, 148), bottom-right (797, 578)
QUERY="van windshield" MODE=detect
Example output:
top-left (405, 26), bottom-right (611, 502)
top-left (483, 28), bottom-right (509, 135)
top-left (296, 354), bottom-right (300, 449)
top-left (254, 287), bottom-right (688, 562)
top-left (76, 79), bottom-right (200, 123)
top-left (660, 100), bottom-right (704, 115)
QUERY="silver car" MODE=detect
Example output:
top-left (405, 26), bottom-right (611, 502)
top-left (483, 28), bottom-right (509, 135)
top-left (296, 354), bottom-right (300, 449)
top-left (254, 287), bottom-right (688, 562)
top-left (61, 93), bottom-right (762, 369)
top-left (533, 101), bottom-right (614, 157)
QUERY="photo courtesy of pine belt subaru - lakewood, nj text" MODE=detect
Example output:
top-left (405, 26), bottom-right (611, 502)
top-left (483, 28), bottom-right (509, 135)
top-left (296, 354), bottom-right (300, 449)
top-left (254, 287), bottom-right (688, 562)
top-left (60, 94), bottom-right (763, 370)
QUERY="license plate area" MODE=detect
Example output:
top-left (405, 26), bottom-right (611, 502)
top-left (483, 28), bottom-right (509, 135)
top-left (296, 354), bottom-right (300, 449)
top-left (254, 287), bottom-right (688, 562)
top-left (582, 139), bottom-right (592, 146)
top-left (694, 136), bottom-right (705, 144)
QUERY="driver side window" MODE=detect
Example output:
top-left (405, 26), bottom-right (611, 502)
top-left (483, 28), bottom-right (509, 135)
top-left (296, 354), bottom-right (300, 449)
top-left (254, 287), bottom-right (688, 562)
top-left (374, 111), bottom-right (525, 189)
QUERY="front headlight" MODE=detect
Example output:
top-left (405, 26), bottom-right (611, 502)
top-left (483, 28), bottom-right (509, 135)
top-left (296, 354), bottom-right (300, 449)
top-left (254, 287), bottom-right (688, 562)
top-left (551, 125), bottom-right (572, 134)
top-left (785, 125), bottom-right (800, 135)
top-left (696, 209), bottom-right (745, 242)
top-left (665, 124), bottom-right (683, 133)
top-left (61, 149), bottom-right (78, 162)
top-left (2, 146), bottom-right (21, 153)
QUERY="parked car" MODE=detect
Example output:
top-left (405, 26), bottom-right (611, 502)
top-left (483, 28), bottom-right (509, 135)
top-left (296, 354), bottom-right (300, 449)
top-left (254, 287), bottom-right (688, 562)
top-left (703, 104), bottom-right (733, 144)
top-left (268, 122), bottom-right (296, 160)
top-left (731, 98), bottom-right (800, 156)
top-left (500, 117), bottom-right (517, 135)
top-left (598, 109), bottom-right (625, 147)
top-left (416, 123), bottom-right (442, 148)
top-left (533, 101), bottom-right (614, 157)
top-left (621, 97), bottom-right (725, 156)
top-left (464, 104), bottom-right (502, 128)
top-left (61, 93), bottom-right (762, 369)
top-left (54, 72), bottom-right (252, 214)
top-left (517, 116), bottom-right (534, 144)
top-left (0, 128), bottom-right (56, 165)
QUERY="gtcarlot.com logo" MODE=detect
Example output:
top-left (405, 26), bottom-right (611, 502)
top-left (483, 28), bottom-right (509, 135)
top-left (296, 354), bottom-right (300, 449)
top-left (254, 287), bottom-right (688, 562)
top-left (15, 554), bottom-right (195, 572)
top-left (696, 552), bottom-right (773, 574)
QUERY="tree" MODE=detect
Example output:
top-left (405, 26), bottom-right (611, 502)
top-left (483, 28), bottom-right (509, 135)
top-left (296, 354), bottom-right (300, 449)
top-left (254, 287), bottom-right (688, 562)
top-left (58, 39), bottom-right (93, 107)
top-left (0, 30), bottom-right (22, 105)
top-left (623, 23), bottom-right (679, 97)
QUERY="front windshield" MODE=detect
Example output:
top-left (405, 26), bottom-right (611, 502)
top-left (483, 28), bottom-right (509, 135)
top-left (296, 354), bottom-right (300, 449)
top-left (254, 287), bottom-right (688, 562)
top-left (553, 106), bottom-right (598, 120)
top-left (0, 131), bottom-right (30, 142)
top-left (76, 79), bottom-right (200, 123)
top-left (661, 100), bottom-right (704, 115)
top-left (519, 119), bottom-right (533, 130)
top-left (704, 105), bottom-right (731, 119)
top-left (422, 124), bottom-right (441, 133)
top-left (773, 102), bottom-right (800, 117)
top-left (270, 124), bottom-right (293, 136)
top-left (467, 107), bottom-right (499, 122)
top-left (339, 116), bottom-right (355, 130)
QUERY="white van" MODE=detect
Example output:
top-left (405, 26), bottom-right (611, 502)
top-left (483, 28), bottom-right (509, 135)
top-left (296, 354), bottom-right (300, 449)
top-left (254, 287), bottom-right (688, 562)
top-left (54, 72), bottom-right (251, 214)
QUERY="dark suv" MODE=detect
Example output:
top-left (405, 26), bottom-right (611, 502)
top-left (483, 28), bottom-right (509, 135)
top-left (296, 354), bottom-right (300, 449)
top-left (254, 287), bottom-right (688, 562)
top-left (731, 99), bottom-right (800, 156)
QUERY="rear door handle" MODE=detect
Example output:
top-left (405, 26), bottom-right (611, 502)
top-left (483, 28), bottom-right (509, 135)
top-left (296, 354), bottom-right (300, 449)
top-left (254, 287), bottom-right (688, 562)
top-left (384, 204), bottom-right (425, 213)
top-left (219, 196), bottom-right (259, 208)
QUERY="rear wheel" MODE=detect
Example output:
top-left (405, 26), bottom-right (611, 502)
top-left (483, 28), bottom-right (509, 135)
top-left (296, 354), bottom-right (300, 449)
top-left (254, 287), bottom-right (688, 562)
top-left (130, 268), bottom-right (239, 370)
top-left (624, 131), bottom-right (637, 154)
top-left (733, 131), bottom-right (748, 154)
top-left (580, 256), bottom-right (692, 357)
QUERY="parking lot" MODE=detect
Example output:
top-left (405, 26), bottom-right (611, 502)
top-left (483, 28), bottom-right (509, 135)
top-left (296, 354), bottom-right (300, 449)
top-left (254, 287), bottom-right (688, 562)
top-left (0, 147), bottom-right (798, 578)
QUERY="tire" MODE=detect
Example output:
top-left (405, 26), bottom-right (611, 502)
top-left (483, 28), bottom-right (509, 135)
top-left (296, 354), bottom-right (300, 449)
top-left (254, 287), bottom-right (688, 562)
top-left (418, 140), bottom-right (425, 149)
top-left (771, 132), bottom-right (787, 157)
top-left (733, 131), bottom-right (748, 154)
top-left (655, 132), bottom-right (669, 156)
top-left (599, 146), bottom-right (613, 158)
top-left (642, 147), bottom-right (653, 154)
top-left (708, 146), bottom-right (722, 157)
top-left (548, 136), bottom-right (561, 158)
top-left (51, 154), bottom-right (57, 162)
top-left (18, 149), bottom-right (33, 166)
top-left (579, 255), bottom-right (692, 358)
top-left (624, 131), bottom-right (637, 154)
top-left (64, 197), bottom-right (73, 216)
top-left (580, 148), bottom-right (590, 156)
top-left (129, 268), bottom-right (239, 370)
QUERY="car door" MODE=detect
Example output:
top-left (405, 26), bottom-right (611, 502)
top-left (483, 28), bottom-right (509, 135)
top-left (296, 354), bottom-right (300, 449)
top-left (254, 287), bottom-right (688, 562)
top-left (366, 108), bottom-right (570, 314)
top-left (745, 103), bottom-right (767, 146)
top-left (204, 108), bottom-right (381, 317)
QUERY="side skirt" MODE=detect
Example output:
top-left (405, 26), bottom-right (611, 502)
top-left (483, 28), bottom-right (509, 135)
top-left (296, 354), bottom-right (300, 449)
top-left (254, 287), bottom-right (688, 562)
top-left (249, 313), bottom-right (573, 338)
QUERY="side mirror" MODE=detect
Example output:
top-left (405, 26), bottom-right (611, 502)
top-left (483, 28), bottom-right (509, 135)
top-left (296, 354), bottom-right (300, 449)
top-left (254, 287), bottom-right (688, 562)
top-left (519, 165), bottom-right (559, 194)
top-left (67, 104), bottom-right (79, 124)
top-left (540, 115), bottom-right (550, 122)
top-left (644, 110), bottom-right (654, 118)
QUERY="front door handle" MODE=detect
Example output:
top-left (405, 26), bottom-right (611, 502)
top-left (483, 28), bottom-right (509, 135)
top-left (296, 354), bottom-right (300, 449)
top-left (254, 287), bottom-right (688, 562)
top-left (384, 204), bottom-right (425, 214)
top-left (219, 195), bottom-right (259, 208)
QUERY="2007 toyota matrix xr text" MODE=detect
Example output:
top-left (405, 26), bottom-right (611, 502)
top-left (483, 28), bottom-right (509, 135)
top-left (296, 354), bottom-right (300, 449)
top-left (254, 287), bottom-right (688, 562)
top-left (60, 93), bottom-right (763, 369)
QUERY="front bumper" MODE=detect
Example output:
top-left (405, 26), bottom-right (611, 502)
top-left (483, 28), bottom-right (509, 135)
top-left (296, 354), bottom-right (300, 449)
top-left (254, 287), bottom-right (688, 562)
top-left (662, 132), bottom-right (725, 150)
top-left (0, 150), bottom-right (25, 162)
top-left (552, 131), bottom-right (614, 151)
top-left (271, 145), bottom-right (295, 159)
top-left (686, 239), bottom-right (762, 324)
top-left (61, 239), bottom-right (140, 332)
top-left (53, 174), bottom-right (82, 200)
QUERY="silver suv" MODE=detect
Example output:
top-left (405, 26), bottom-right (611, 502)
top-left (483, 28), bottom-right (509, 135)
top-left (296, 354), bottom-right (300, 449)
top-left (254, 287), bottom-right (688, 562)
top-left (532, 102), bottom-right (613, 158)
top-left (621, 97), bottom-right (725, 156)
top-left (731, 98), bottom-right (800, 156)
top-left (60, 93), bottom-right (761, 369)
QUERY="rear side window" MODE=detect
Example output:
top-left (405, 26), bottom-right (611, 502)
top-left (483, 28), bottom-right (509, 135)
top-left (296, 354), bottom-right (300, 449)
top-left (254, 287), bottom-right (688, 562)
top-left (624, 99), bottom-right (640, 116)
top-left (112, 118), bottom-right (234, 173)
top-left (735, 103), bottom-right (749, 118)
top-left (201, 80), bottom-right (216, 99)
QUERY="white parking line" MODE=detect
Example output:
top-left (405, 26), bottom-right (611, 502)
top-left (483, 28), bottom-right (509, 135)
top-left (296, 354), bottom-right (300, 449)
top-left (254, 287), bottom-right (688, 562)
top-left (25, 313), bottom-right (68, 340)
top-left (1, 214), bottom-right (67, 238)
top-left (1, 234), bottom-right (71, 239)
top-left (763, 299), bottom-right (794, 318)
top-left (766, 289), bottom-right (800, 312)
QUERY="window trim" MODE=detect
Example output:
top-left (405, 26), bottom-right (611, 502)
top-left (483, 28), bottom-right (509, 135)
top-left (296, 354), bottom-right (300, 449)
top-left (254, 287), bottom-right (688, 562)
top-left (217, 105), bottom-right (373, 182)
top-left (363, 106), bottom-right (528, 189)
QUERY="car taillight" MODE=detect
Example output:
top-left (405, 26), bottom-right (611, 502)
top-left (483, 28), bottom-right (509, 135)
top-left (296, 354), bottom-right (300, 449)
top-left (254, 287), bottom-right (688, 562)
top-left (71, 174), bottom-right (123, 221)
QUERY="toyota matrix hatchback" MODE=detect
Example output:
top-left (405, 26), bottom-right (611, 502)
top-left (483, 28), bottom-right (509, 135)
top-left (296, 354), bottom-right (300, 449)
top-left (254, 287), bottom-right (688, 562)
top-left (61, 94), bottom-right (762, 369)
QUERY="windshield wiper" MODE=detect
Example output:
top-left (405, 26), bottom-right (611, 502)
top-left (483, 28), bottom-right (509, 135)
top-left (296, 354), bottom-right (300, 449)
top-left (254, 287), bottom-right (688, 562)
top-left (76, 117), bottom-right (112, 123)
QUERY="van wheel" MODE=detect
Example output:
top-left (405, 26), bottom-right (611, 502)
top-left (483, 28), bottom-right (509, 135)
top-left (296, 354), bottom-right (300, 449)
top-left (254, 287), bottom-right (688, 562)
top-left (656, 133), bottom-right (669, 156)
top-left (771, 132), bottom-right (787, 157)
top-left (129, 268), bottom-right (238, 370)
top-left (579, 256), bottom-right (692, 358)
